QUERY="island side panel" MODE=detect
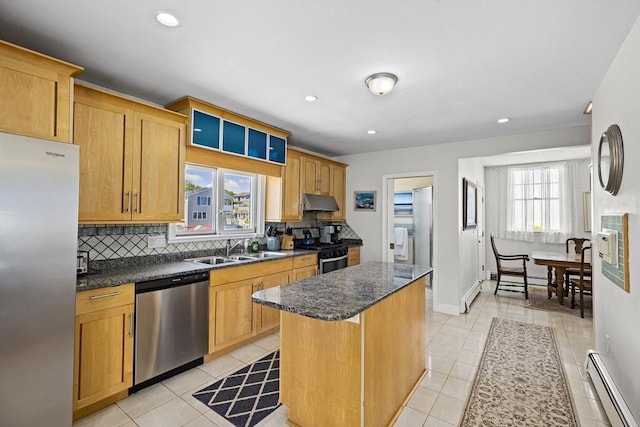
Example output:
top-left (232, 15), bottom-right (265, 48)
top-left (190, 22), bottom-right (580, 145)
top-left (364, 277), bottom-right (426, 426)
top-left (280, 311), bottom-right (361, 427)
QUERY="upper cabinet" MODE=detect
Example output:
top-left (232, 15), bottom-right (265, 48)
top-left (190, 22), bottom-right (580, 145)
top-left (266, 149), bottom-right (303, 222)
top-left (74, 85), bottom-right (187, 223)
top-left (0, 40), bottom-right (83, 143)
top-left (166, 97), bottom-right (288, 172)
top-left (329, 163), bottom-right (347, 221)
top-left (267, 148), bottom-right (347, 222)
top-left (302, 155), bottom-right (331, 195)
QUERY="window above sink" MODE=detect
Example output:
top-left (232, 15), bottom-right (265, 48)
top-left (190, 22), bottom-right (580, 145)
top-left (168, 164), bottom-right (266, 243)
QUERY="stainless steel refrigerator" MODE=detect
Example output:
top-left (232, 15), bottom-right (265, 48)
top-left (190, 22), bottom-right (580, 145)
top-left (0, 132), bottom-right (79, 426)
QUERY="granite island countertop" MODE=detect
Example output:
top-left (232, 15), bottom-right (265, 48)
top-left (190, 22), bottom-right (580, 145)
top-left (252, 261), bottom-right (432, 321)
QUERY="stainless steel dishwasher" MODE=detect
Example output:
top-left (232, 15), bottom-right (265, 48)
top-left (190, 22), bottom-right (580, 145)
top-left (133, 271), bottom-right (209, 390)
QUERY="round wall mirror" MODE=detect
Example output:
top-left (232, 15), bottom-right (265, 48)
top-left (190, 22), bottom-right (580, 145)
top-left (598, 124), bottom-right (624, 196)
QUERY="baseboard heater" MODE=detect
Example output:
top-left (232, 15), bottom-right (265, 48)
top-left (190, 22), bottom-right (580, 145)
top-left (462, 280), bottom-right (482, 313)
top-left (585, 350), bottom-right (638, 427)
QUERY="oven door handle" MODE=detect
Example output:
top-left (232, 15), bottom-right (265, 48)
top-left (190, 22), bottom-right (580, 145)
top-left (320, 254), bottom-right (348, 264)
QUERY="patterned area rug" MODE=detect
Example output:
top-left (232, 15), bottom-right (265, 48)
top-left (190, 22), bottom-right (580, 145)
top-left (460, 318), bottom-right (578, 426)
top-left (525, 285), bottom-right (591, 317)
top-left (193, 351), bottom-right (280, 427)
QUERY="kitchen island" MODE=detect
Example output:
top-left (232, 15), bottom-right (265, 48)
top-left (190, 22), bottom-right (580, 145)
top-left (252, 261), bottom-right (432, 427)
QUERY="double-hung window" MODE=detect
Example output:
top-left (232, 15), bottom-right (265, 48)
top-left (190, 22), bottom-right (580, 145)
top-left (503, 162), bottom-right (572, 243)
top-left (169, 163), bottom-right (265, 241)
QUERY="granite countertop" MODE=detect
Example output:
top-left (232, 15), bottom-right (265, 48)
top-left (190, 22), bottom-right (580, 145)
top-left (76, 249), bottom-right (317, 292)
top-left (252, 261), bottom-right (433, 321)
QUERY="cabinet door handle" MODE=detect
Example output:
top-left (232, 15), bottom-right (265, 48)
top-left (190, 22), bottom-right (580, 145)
top-left (89, 291), bottom-right (122, 300)
top-left (125, 192), bottom-right (131, 213)
top-left (129, 313), bottom-right (134, 338)
top-left (134, 193), bottom-right (140, 213)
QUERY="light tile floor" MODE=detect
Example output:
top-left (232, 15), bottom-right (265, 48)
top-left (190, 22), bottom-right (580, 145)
top-left (74, 283), bottom-right (608, 427)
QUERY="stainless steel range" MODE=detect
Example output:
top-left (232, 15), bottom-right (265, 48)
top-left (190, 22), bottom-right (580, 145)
top-left (292, 227), bottom-right (349, 274)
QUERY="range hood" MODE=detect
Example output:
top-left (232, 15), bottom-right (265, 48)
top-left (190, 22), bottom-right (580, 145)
top-left (302, 193), bottom-right (339, 212)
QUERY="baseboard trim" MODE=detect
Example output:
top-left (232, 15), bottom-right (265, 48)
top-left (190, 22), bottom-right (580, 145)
top-left (433, 302), bottom-right (461, 315)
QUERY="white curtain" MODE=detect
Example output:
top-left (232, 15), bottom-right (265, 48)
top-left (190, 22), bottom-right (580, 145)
top-left (491, 161), bottom-right (582, 244)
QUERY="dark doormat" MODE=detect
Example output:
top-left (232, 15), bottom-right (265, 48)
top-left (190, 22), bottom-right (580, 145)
top-left (193, 351), bottom-right (281, 427)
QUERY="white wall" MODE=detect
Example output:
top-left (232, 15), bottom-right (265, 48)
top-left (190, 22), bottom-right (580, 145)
top-left (591, 14), bottom-right (640, 421)
top-left (336, 125), bottom-right (589, 313)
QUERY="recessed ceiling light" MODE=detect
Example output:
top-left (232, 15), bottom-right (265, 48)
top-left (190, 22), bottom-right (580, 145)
top-left (497, 118), bottom-right (510, 124)
top-left (304, 95), bottom-right (318, 102)
top-left (156, 11), bottom-right (180, 27)
top-left (367, 130), bottom-right (377, 135)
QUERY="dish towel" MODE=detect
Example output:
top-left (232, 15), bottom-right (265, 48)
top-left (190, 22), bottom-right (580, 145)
top-left (394, 227), bottom-right (409, 260)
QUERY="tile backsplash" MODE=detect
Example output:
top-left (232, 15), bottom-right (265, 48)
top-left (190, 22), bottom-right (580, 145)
top-left (78, 222), bottom-right (361, 261)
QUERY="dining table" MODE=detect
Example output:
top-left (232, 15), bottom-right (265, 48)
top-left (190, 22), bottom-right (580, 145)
top-left (531, 251), bottom-right (591, 305)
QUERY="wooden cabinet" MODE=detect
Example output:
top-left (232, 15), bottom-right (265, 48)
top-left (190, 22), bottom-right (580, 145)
top-left (209, 258), bottom-right (292, 353)
top-left (209, 278), bottom-right (257, 352)
top-left (329, 163), bottom-right (347, 221)
top-left (266, 149), bottom-right (303, 222)
top-left (256, 270), bottom-right (291, 332)
top-left (74, 85), bottom-right (187, 223)
top-left (268, 148), bottom-right (348, 223)
top-left (292, 254), bottom-right (318, 281)
top-left (302, 155), bottom-right (331, 195)
top-left (348, 246), bottom-right (361, 267)
top-left (74, 284), bottom-right (134, 415)
top-left (0, 40), bottom-right (83, 143)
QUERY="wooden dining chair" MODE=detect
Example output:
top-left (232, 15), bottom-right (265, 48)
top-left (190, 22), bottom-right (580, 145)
top-left (490, 234), bottom-right (530, 299)
top-left (565, 238), bottom-right (591, 296)
top-left (570, 245), bottom-right (592, 318)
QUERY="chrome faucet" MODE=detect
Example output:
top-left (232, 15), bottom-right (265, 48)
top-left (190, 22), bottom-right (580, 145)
top-left (226, 239), bottom-right (244, 256)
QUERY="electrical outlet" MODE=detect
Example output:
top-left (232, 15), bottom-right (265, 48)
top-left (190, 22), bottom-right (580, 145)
top-left (147, 235), bottom-right (166, 249)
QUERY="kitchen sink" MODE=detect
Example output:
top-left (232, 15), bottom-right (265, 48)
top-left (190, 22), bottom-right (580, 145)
top-left (184, 256), bottom-right (238, 265)
top-left (185, 252), bottom-right (288, 265)
top-left (246, 251), bottom-right (288, 259)
top-left (226, 255), bottom-right (256, 261)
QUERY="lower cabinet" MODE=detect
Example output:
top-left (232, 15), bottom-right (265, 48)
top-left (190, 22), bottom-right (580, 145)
top-left (209, 278), bottom-right (256, 352)
top-left (348, 246), bottom-right (361, 267)
top-left (209, 258), bottom-right (294, 354)
top-left (74, 284), bottom-right (134, 416)
top-left (292, 254), bottom-right (318, 281)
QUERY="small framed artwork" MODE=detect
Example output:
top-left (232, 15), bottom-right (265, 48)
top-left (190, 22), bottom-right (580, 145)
top-left (354, 191), bottom-right (376, 211)
top-left (394, 191), bottom-right (413, 216)
top-left (462, 178), bottom-right (477, 230)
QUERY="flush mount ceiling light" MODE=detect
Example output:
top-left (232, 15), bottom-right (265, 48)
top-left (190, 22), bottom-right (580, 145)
top-left (367, 130), bottom-right (377, 135)
top-left (583, 101), bottom-right (593, 115)
top-left (304, 95), bottom-right (318, 102)
top-left (365, 72), bottom-right (398, 96)
top-left (497, 118), bottom-right (510, 124)
top-left (156, 11), bottom-right (180, 27)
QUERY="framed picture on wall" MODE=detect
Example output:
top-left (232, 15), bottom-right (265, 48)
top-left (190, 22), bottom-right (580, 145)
top-left (354, 191), bottom-right (376, 211)
top-left (394, 191), bottom-right (413, 216)
top-left (463, 178), bottom-right (477, 230)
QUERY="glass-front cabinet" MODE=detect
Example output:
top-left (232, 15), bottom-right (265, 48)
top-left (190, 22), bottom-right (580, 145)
top-left (187, 106), bottom-right (287, 165)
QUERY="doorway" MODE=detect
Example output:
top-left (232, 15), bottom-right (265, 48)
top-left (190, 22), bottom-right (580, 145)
top-left (382, 172), bottom-right (437, 292)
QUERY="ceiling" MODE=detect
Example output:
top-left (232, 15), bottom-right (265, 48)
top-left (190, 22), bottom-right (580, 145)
top-left (1, 1), bottom-right (638, 157)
